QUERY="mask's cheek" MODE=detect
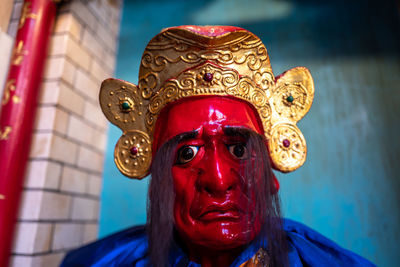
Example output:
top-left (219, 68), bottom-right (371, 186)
top-left (172, 166), bottom-right (198, 227)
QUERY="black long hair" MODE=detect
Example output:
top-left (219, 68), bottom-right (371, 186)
top-left (147, 130), bottom-right (288, 266)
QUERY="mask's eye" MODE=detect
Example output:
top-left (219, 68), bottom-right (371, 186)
top-left (227, 143), bottom-right (248, 159)
top-left (176, 146), bottom-right (199, 164)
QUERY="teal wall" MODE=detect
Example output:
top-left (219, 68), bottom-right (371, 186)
top-left (99, 1), bottom-right (400, 266)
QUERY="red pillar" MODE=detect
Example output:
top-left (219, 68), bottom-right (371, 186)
top-left (0, 0), bottom-right (57, 266)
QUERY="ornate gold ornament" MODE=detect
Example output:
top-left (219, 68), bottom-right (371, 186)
top-left (18, 2), bottom-right (37, 30)
top-left (2, 79), bottom-right (20, 106)
top-left (0, 126), bottom-right (12, 141)
top-left (0, 194), bottom-right (5, 200)
top-left (239, 248), bottom-right (270, 267)
top-left (99, 27), bottom-right (314, 179)
top-left (11, 41), bottom-right (28, 66)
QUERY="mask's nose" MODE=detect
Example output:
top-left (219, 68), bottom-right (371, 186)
top-left (196, 141), bottom-right (239, 197)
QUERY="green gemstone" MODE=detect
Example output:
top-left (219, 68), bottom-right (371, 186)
top-left (121, 102), bottom-right (131, 110)
top-left (286, 95), bottom-right (294, 103)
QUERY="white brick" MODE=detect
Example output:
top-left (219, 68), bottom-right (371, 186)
top-left (52, 223), bottom-right (83, 250)
top-left (19, 191), bottom-right (43, 220)
top-left (67, 115), bottom-right (93, 144)
top-left (13, 222), bottom-right (52, 254)
top-left (50, 134), bottom-right (78, 164)
top-left (88, 1), bottom-right (107, 24)
top-left (10, 256), bottom-right (32, 267)
top-left (7, 20), bottom-right (18, 38)
top-left (48, 34), bottom-right (69, 56)
top-left (19, 191), bottom-right (71, 220)
top-left (40, 81), bottom-right (85, 115)
top-left (61, 58), bottom-right (76, 85)
top-left (83, 101), bottom-right (108, 128)
top-left (58, 82), bottom-right (85, 115)
top-left (35, 106), bottom-right (69, 134)
top-left (0, 32), bottom-right (13, 93)
top-left (82, 28), bottom-right (103, 60)
top-left (60, 166), bottom-right (88, 194)
top-left (104, 51), bottom-right (116, 72)
top-left (90, 58), bottom-right (110, 82)
top-left (40, 192), bottom-right (71, 220)
top-left (82, 223), bottom-right (98, 244)
top-left (69, 1), bottom-right (98, 32)
top-left (87, 174), bottom-right (102, 196)
top-left (66, 35), bottom-right (91, 71)
top-left (39, 81), bottom-right (60, 104)
top-left (25, 161), bottom-right (61, 189)
top-left (43, 57), bottom-right (76, 85)
top-left (54, 13), bottom-right (82, 41)
top-left (11, 1), bottom-right (23, 20)
top-left (75, 69), bottom-right (99, 100)
top-left (30, 133), bottom-right (79, 164)
top-left (96, 22), bottom-right (116, 52)
top-left (30, 132), bottom-right (52, 158)
top-left (54, 108), bottom-right (69, 134)
top-left (44, 57), bottom-right (64, 79)
top-left (77, 146), bottom-right (104, 172)
top-left (89, 129), bottom-right (107, 151)
top-left (32, 253), bottom-right (65, 267)
top-left (110, 22), bottom-right (120, 39)
top-left (71, 197), bottom-right (99, 220)
top-left (12, 253), bottom-right (66, 267)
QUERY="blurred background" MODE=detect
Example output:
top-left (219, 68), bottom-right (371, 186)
top-left (100, 0), bottom-right (400, 266)
top-left (0, 0), bottom-right (398, 266)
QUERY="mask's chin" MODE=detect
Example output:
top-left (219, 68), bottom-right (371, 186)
top-left (176, 215), bottom-right (262, 251)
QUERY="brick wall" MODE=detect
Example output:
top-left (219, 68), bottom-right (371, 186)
top-left (7, 1), bottom-right (122, 266)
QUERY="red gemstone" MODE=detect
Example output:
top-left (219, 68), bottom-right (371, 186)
top-left (130, 146), bottom-right (138, 155)
top-left (203, 72), bottom-right (213, 82)
top-left (282, 139), bottom-right (290, 148)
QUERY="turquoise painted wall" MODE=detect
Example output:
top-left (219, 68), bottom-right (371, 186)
top-left (99, 0), bottom-right (400, 266)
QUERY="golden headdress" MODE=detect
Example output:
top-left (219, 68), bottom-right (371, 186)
top-left (99, 26), bottom-right (314, 179)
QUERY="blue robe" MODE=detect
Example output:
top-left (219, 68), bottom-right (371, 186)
top-left (61, 219), bottom-right (376, 266)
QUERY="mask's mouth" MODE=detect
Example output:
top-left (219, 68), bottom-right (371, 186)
top-left (194, 203), bottom-right (242, 222)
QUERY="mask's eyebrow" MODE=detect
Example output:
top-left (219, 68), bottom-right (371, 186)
top-left (172, 130), bottom-right (199, 143)
top-left (223, 126), bottom-right (252, 140)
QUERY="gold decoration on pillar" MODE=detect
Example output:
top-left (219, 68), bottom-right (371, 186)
top-left (11, 41), bottom-right (28, 66)
top-left (2, 79), bottom-right (20, 105)
top-left (0, 126), bottom-right (12, 140)
top-left (0, 194), bottom-right (5, 200)
top-left (18, 2), bottom-right (37, 29)
top-left (99, 27), bottom-right (314, 179)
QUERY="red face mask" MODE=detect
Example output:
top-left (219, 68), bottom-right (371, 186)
top-left (153, 96), bottom-right (272, 253)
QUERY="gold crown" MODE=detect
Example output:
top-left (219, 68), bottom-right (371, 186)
top-left (99, 26), bottom-right (314, 179)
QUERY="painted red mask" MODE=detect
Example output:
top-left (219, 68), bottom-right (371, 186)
top-left (153, 96), bottom-right (271, 253)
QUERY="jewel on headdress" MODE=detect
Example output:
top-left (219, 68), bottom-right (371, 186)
top-left (203, 72), bottom-right (213, 82)
top-left (286, 95), bottom-right (294, 103)
top-left (130, 146), bottom-right (138, 155)
top-left (121, 101), bottom-right (131, 110)
top-left (282, 139), bottom-right (290, 148)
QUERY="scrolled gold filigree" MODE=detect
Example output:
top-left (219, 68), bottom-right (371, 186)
top-left (138, 29), bottom-right (275, 95)
top-left (146, 63), bottom-right (272, 135)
